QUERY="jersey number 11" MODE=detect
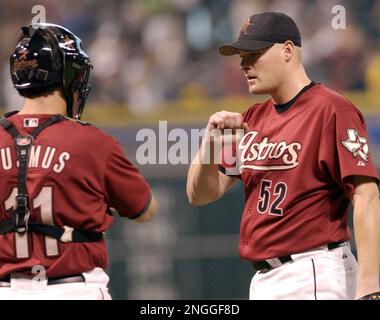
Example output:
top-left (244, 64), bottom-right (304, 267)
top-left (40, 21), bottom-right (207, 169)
top-left (5, 186), bottom-right (58, 258)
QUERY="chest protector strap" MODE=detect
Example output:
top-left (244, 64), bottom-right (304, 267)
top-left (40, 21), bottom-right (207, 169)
top-left (0, 114), bottom-right (102, 242)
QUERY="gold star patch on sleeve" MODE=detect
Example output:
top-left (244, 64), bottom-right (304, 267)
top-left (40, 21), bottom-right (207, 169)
top-left (341, 129), bottom-right (369, 163)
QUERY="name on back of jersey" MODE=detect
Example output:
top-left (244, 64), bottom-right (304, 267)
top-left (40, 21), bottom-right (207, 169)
top-left (0, 145), bottom-right (70, 173)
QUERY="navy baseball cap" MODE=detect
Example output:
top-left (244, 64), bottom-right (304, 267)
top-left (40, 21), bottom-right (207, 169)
top-left (219, 12), bottom-right (302, 56)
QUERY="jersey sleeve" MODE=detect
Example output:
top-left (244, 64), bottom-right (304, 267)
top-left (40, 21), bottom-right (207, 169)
top-left (319, 108), bottom-right (379, 197)
top-left (104, 139), bottom-right (152, 219)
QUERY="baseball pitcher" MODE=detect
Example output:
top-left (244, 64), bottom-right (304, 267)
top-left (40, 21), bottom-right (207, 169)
top-left (187, 12), bottom-right (380, 300)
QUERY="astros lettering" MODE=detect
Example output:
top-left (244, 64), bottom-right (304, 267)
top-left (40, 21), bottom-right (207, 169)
top-left (238, 131), bottom-right (302, 171)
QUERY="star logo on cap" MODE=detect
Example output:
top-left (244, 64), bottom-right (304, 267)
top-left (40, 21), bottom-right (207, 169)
top-left (18, 48), bottom-right (28, 61)
top-left (240, 18), bottom-right (254, 34)
top-left (61, 35), bottom-right (75, 50)
top-left (341, 129), bottom-right (369, 162)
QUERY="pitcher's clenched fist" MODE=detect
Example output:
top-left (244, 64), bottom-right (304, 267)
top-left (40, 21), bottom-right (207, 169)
top-left (207, 111), bottom-right (249, 131)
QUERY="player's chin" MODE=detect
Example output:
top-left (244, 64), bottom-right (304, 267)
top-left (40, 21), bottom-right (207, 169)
top-left (248, 85), bottom-right (267, 95)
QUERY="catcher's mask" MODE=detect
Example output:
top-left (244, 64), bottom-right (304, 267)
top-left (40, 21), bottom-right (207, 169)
top-left (10, 23), bottom-right (93, 120)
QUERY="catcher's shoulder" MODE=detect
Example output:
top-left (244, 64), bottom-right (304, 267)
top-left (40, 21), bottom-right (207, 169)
top-left (65, 117), bottom-right (96, 128)
top-left (73, 119), bottom-right (92, 126)
top-left (66, 117), bottom-right (112, 137)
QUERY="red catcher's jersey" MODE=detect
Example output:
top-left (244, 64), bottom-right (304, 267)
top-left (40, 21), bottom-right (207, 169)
top-left (222, 84), bottom-right (379, 261)
top-left (0, 114), bottom-right (151, 277)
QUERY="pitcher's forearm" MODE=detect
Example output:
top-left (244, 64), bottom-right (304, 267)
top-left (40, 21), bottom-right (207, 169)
top-left (187, 111), bottom-right (246, 206)
top-left (187, 157), bottom-right (221, 205)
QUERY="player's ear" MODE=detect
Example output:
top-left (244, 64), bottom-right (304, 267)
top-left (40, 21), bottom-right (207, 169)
top-left (282, 41), bottom-right (295, 63)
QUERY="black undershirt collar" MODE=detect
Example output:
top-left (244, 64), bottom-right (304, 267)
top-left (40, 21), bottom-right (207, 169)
top-left (274, 81), bottom-right (316, 113)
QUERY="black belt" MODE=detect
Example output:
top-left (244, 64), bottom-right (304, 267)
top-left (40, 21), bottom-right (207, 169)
top-left (252, 255), bottom-right (292, 271)
top-left (252, 241), bottom-right (346, 271)
top-left (0, 274), bottom-right (85, 287)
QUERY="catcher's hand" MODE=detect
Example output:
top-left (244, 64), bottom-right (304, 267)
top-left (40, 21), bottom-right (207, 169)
top-left (358, 292), bottom-right (380, 300)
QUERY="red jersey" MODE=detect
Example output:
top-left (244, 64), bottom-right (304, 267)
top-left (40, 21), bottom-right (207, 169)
top-left (0, 114), bottom-right (151, 277)
top-left (222, 84), bottom-right (379, 261)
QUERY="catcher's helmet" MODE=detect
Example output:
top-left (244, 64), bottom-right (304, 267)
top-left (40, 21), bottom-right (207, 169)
top-left (10, 23), bottom-right (92, 119)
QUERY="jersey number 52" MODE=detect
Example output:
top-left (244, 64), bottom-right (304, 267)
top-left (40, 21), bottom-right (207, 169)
top-left (257, 180), bottom-right (287, 216)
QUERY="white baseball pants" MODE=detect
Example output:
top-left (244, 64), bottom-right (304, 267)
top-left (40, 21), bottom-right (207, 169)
top-left (250, 242), bottom-right (357, 300)
top-left (0, 267), bottom-right (111, 300)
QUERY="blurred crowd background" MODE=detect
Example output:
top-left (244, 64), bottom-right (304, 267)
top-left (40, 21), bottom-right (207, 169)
top-left (1, 0), bottom-right (380, 114)
top-left (1, 0), bottom-right (380, 300)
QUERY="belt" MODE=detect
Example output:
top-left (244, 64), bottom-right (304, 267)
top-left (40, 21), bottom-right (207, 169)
top-left (0, 274), bottom-right (85, 287)
top-left (252, 241), bottom-right (347, 272)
